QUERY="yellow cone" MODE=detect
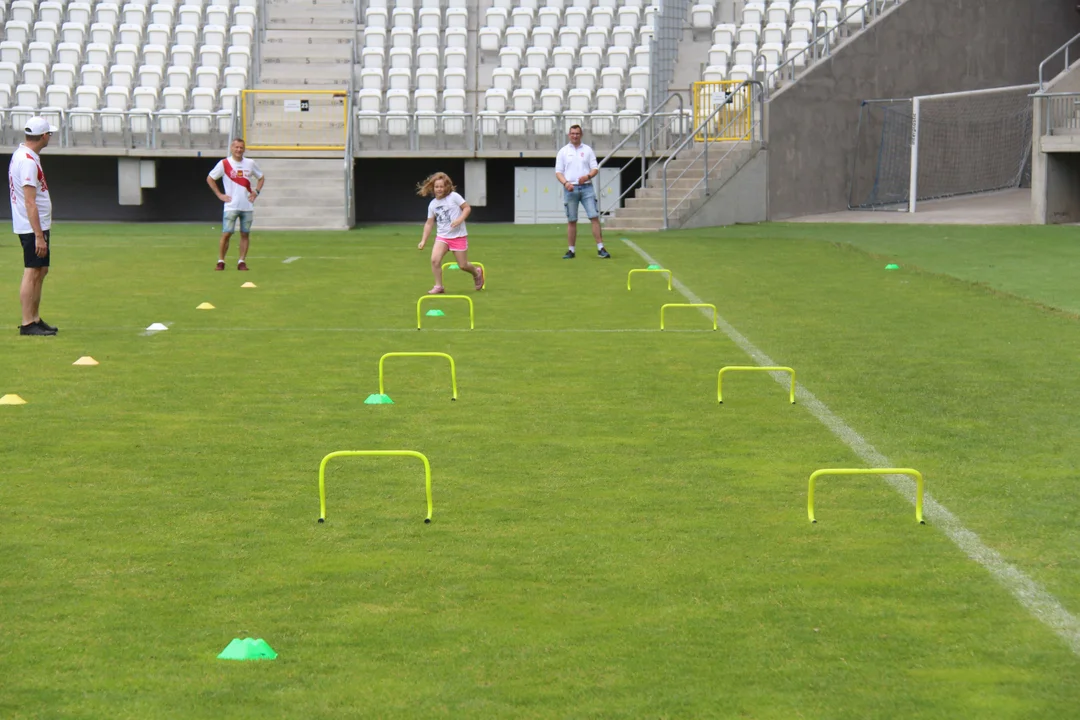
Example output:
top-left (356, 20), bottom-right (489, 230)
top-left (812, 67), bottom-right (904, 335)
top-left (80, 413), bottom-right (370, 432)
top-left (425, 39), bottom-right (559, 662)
top-left (241, 282), bottom-right (257, 288)
top-left (197, 302), bottom-right (215, 310)
top-left (0, 394), bottom-right (27, 405)
top-left (73, 356), bottom-right (99, 366)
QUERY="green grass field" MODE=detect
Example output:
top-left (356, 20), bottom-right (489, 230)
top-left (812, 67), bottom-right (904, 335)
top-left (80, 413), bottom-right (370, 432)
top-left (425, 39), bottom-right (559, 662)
top-left (2, 221), bottom-right (1080, 718)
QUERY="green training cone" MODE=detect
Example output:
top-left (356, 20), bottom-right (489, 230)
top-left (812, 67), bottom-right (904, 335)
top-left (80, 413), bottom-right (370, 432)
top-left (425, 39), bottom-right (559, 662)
top-left (647, 264), bottom-right (662, 270)
top-left (425, 309), bottom-right (445, 317)
top-left (447, 263), bottom-right (459, 270)
top-left (217, 638), bottom-right (277, 661)
top-left (364, 394), bottom-right (394, 404)
top-left (885, 263), bottom-right (900, 270)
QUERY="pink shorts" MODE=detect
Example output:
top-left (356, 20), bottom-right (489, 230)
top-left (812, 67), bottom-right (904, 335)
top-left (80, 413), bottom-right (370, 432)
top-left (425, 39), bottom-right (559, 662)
top-left (436, 235), bottom-right (468, 252)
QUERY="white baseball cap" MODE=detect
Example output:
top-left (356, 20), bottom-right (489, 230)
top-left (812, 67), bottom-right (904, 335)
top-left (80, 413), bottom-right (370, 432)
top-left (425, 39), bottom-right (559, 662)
top-left (24, 117), bottom-right (58, 135)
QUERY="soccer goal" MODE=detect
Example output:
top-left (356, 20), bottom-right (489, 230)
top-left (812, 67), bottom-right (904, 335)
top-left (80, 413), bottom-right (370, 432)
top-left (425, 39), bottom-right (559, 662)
top-left (849, 84), bottom-right (1037, 211)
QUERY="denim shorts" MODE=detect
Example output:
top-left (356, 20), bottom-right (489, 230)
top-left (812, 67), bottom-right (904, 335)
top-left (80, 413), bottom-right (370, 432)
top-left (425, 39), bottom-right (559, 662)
top-left (223, 210), bottom-right (254, 234)
top-left (564, 183), bottom-right (599, 222)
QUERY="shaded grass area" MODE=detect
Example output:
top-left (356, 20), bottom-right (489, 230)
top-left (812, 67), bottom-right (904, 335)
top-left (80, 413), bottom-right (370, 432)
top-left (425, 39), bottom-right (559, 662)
top-left (0, 223), bottom-right (1077, 718)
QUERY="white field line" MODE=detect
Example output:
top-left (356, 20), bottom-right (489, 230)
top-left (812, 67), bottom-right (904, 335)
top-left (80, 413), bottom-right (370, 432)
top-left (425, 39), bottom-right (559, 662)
top-left (282, 256), bottom-right (302, 263)
top-left (97, 327), bottom-right (712, 334)
top-left (621, 237), bottom-right (1080, 656)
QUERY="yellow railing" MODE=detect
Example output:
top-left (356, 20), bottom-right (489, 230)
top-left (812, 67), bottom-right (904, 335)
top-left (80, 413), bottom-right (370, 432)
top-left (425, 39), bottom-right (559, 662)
top-left (241, 89), bottom-right (349, 151)
top-left (692, 81), bottom-right (753, 142)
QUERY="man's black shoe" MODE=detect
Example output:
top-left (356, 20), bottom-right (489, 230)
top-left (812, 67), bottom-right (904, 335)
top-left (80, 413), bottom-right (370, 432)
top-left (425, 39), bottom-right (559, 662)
top-left (35, 319), bottom-right (57, 332)
top-left (563, 250), bottom-right (575, 259)
top-left (598, 248), bottom-right (611, 258)
top-left (20, 323), bottom-right (56, 336)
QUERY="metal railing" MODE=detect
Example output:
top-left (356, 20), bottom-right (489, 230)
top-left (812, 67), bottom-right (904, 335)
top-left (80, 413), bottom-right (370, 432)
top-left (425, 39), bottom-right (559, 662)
top-left (595, 92), bottom-right (688, 218)
top-left (662, 79), bottom-right (765, 229)
top-left (767, 0), bottom-right (906, 93)
top-left (1036, 92), bottom-right (1080, 136)
top-left (344, 58), bottom-right (355, 227)
top-left (1039, 31), bottom-right (1080, 90)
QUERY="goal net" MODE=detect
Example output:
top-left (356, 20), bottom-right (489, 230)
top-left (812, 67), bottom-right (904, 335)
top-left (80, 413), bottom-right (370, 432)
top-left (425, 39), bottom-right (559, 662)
top-left (849, 85), bottom-right (1036, 211)
top-left (241, 90), bottom-right (349, 150)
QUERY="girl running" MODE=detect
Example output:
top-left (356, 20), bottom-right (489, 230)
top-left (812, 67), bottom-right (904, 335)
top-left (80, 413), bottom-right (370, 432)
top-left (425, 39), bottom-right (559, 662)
top-left (417, 172), bottom-right (483, 294)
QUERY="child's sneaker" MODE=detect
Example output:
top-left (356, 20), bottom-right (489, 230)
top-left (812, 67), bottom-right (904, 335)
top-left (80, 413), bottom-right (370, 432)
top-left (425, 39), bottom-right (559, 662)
top-left (427, 285), bottom-right (445, 294)
top-left (473, 267), bottom-right (484, 290)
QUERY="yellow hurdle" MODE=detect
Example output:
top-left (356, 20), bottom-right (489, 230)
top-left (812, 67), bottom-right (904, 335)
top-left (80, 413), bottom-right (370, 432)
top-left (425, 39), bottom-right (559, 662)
top-left (717, 366), bottom-right (796, 404)
top-left (379, 352), bottom-right (458, 401)
top-left (660, 303), bottom-right (717, 330)
top-left (441, 261), bottom-right (486, 288)
top-left (627, 268), bottom-right (672, 291)
top-left (318, 450), bottom-right (433, 524)
top-left (807, 468), bottom-right (925, 524)
top-left (417, 294), bottom-right (474, 329)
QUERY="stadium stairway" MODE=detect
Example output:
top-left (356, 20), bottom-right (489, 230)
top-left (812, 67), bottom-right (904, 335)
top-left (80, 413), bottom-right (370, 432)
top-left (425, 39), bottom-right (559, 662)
top-left (250, 157), bottom-right (350, 230)
top-left (604, 144), bottom-right (758, 231)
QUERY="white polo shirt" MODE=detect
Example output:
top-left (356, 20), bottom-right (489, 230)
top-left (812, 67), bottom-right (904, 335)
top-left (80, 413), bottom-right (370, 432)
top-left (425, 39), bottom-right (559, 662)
top-left (208, 156), bottom-right (263, 211)
top-left (555, 142), bottom-right (599, 187)
top-left (8, 144), bottom-right (52, 234)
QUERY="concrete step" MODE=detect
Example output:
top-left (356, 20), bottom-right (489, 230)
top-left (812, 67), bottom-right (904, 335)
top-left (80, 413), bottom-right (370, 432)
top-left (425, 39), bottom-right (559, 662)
top-left (259, 63), bottom-right (353, 78)
top-left (604, 217), bottom-right (665, 231)
top-left (633, 186), bottom-right (706, 200)
top-left (246, 157), bottom-right (348, 229)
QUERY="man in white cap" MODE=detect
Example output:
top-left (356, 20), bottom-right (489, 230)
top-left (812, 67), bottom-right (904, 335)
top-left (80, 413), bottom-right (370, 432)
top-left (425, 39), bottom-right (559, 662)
top-left (8, 116), bottom-right (58, 336)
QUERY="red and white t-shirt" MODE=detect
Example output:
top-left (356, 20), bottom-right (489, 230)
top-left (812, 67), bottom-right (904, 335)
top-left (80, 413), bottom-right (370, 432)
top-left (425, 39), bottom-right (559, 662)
top-left (208, 156), bottom-right (263, 211)
top-left (8, 145), bottom-right (51, 234)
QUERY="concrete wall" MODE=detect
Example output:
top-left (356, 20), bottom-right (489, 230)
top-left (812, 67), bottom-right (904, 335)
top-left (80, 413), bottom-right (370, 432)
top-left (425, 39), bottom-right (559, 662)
top-left (680, 149), bottom-right (768, 228)
top-left (767, 0), bottom-right (1080, 220)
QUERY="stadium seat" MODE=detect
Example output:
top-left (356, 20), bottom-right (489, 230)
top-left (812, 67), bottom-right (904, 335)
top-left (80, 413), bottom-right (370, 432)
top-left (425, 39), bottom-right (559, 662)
top-left (519, 67), bottom-right (542, 92)
top-left (357, 88), bottom-right (382, 112)
top-left (573, 67), bottom-right (597, 91)
top-left (166, 65), bottom-right (191, 88)
top-left (81, 63), bottom-right (106, 89)
top-left (138, 64), bottom-right (163, 89)
top-left (162, 86), bottom-right (187, 110)
top-left (786, 41), bottom-right (809, 66)
top-left (0, 62), bottom-right (18, 88)
top-left (51, 62), bottom-right (77, 88)
top-left (44, 84), bottom-right (71, 110)
top-left (109, 64), bottom-right (135, 90)
top-left (584, 26), bottom-right (609, 49)
top-left (206, 5), bottom-right (230, 28)
top-left (149, 3), bottom-right (174, 27)
top-left (442, 67), bottom-right (465, 90)
top-left (361, 47), bottom-right (384, 70)
top-left (363, 27), bottom-right (386, 49)
top-left (498, 47), bottom-right (522, 71)
top-left (391, 27), bottom-right (413, 49)
top-left (742, 3), bottom-right (764, 25)
top-left (415, 67), bottom-right (438, 90)
top-left (147, 23), bottom-right (171, 47)
top-left (199, 45), bottom-right (224, 69)
top-left (68, 2), bottom-right (93, 26)
top-left (789, 22), bottom-right (813, 45)
top-left (61, 21), bottom-right (87, 46)
top-left (365, 8), bottom-right (388, 29)
top-left (593, 6), bottom-right (615, 31)
top-left (27, 43), bottom-right (53, 66)
top-left (483, 7), bottom-right (508, 33)
top-left (552, 47), bottom-right (575, 70)
top-left (733, 43), bottom-right (756, 67)
top-left (478, 27), bottom-right (502, 52)
top-left (558, 26), bottom-right (582, 51)
top-left (16, 83), bottom-right (41, 109)
top-left (490, 66), bottom-right (514, 92)
top-left (416, 8), bottom-right (440, 29)
top-left (768, 1), bottom-right (791, 24)
top-left (634, 44), bottom-right (649, 68)
top-left (618, 6), bottom-right (641, 28)
top-left (34, 21), bottom-right (59, 46)
top-left (627, 65), bottom-right (648, 89)
top-left (738, 24), bottom-right (761, 45)
top-left (791, 0), bottom-right (815, 24)
top-left (579, 46), bottom-right (603, 70)
top-left (612, 25), bottom-right (636, 49)
top-left (484, 88), bottom-right (508, 113)
top-left (178, 4), bottom-right (202, 28)
top-left (104, 85), bottom-right (130, 110)
top-left (532, 26), bottom-right (556, 51)
top-left (143, 45), bottom-right (168, 68)
top-left (567, 87), bottom-right (591, 113)
top-left (233, 7), bottom-right (256, 29)
top-left (525, 47), bottom-right (549, 71)
top-left (540, 87), bottom-right (564, 113)
top-left (760, 42), bottom-right (783, 67)
top-left (389, 47), bottom-right (412, 69)
top-left (94, 3), bottom-right (119, 26)
top-left (0, 85), bottom-right (10, 109)
top-left (623, 87), bottom-right (646, 113)
top-left (446, 7), bottom-right (468, 28)
top-left (565, 7), bottom-right (587, 30)
top-left (10, 1), bottom-right (34, 24)
top-left (415, 27), bottom-right (438, 49)
top-left (392, 8), bottom-right (415, 29)
top-left (88, 25), bottom-right (116, 51)
top-left (510, 7), bottom-right (534, 29)
top-left (546, 67), bottom-right (570, 91)
top-left (703, 65), bottom-right (726, 82)
top-left (512, 88), bottom-right (536, 112)
top-left (600, 67), bottom-right (624, 91)
top-left (203, 25), bottom-right (227, 47)
top-left (607, 46), bottom-right (631, 71)
top-left (5, 21), bottom-right (30, 45)
top-left (360, 68), bottom-right (383, 91)
top-left (538, 7), bottom-right (561, 29)
top-left (191, 86), bottom-right (215, 111)
top-left (443, 47), bottom-right (466, 70)
top-left (386, 88), bottom-right (410, 135)
top-left (505, 27), bottom-right (528, 51)
top-left (709, 44), bottom-right (731, 68)
top-left (416, 47), bottom-right (439, 69)
top-left (221, 66), bottom-right (245, 89)
top-left (171, 45), bottom-right (196, 70)
top-left (230, 26), bottom-right (253, 49)
top-left (0, 41), bottom-right (23, 68)
top-left (195, 65), bottom-right (219, 90)
top-left (121, 5), bottom-right (146, 29)
top-left (819, 0), bottom-right (842, 26)
top-left (114, 44), bottom-right (139, 68)
top-left (388, 66), bottom-right (411, 90)
top-left (691, 4), bottom-right (713, 30)
top-left (133, 85), bottom-right (159, 110)
top-left (414, 88), bottom-right (438, 133)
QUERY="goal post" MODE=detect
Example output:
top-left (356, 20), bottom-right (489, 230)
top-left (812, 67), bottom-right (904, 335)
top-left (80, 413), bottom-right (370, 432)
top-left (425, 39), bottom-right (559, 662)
top-left (850, 84), bottom-right (1037, 211)
top-left (240, 89), bottom-right (349, 151)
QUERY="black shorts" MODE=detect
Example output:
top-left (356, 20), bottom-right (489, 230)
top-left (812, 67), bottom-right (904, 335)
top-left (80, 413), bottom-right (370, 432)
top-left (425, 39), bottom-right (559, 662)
top-left (19, 230), bottom-right (50, 268)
